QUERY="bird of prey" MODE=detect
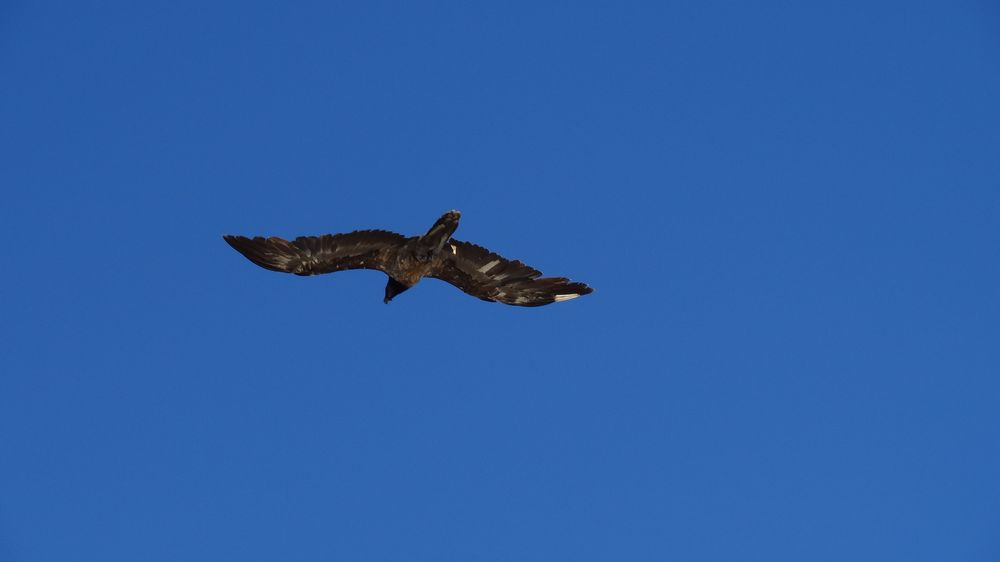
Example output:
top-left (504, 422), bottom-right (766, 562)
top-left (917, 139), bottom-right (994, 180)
top-left (223, 210), bottom-right (593, 306)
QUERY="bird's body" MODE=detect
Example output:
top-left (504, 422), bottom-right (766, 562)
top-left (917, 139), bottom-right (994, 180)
top-left (223, 210), bottom-right (592, 306)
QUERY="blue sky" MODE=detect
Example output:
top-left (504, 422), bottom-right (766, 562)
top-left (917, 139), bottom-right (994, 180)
top-left (2, 1), bottom-right (999, 560)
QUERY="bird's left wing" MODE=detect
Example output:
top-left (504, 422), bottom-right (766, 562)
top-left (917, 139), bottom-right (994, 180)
top-left (223, 230), bottom-right (407, 275)
top-left (430, 240), bottom-right (593, 306)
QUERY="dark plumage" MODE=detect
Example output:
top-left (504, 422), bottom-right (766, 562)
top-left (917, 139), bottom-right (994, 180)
top-left (223, 210), bottom-right (593, 306)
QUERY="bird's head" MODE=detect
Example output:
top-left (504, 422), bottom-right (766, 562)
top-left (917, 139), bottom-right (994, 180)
top-left (383, 278), bottom-right (411, 304)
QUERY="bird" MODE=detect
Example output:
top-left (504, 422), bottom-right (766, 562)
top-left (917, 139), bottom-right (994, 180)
top-left (223, 210), bottom-right (593, 306)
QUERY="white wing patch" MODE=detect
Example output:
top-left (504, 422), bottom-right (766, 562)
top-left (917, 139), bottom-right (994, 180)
top-left (450, 244), bottom-right (457, 255)
top-left (554, 294), bottom-right (580, 302)
top-left (477, 259), bottom-right (501, 273)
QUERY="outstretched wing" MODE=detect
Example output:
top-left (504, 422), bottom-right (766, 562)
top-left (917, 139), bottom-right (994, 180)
top-left (431, 240), bottom-right (593, 306)
top-left (223, 230), bottom-right (407, 276)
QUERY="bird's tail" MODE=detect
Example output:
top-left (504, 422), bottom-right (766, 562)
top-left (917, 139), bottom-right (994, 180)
top-left (420, 210), bottom-right (461, 252)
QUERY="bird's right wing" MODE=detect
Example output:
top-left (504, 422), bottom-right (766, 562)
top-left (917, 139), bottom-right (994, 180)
top-left (430, 240), bottom-right (593, 306)
top-left (223, 230), bottom-right (407, 275)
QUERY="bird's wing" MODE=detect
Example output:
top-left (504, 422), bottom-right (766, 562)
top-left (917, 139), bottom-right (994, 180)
top-left (223, 230), bottom-right (407, 275)
top-left (430, 240), bottom-right (593, 306)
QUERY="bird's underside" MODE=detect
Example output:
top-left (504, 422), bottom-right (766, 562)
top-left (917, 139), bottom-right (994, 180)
top-left (223, 210), bottom-right (593, 307)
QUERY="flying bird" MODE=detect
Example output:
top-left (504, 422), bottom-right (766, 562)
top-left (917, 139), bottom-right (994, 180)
top-left (223, 210), bottom-right (593, 306)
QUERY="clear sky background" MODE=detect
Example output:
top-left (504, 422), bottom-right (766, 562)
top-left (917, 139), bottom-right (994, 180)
top-left (2, 1), bottom-right (999, 560)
